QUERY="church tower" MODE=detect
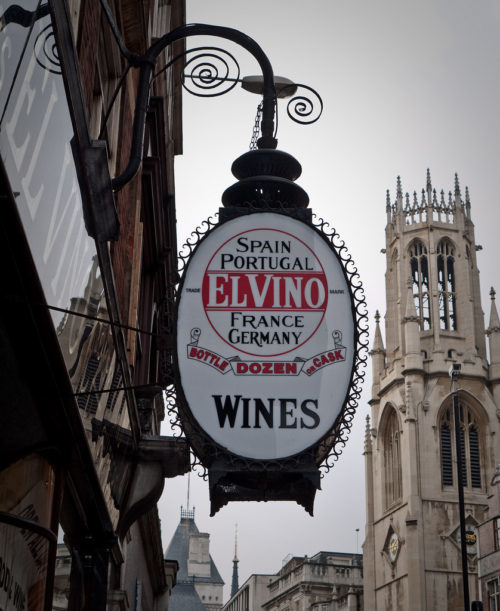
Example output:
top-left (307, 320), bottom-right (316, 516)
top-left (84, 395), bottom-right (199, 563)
top-left (363, 171), bottom-right (500, 609)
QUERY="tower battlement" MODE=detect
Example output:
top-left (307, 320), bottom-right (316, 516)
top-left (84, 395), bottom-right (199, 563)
top-left (386, 170), bottom-right (471, 226)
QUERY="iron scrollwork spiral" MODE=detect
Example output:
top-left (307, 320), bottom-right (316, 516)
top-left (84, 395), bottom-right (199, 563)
top-left (34, 24), bottom-right (61, 75)
top-left (165, 45), bottom-right (324, 125)
top-left (285, 83), bottom-right (323, 125)
top-left (181, 46), bottom-right (240, 98)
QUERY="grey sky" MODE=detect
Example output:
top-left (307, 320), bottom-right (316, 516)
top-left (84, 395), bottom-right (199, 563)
top-left (159, 0), bottom-right (500, 599)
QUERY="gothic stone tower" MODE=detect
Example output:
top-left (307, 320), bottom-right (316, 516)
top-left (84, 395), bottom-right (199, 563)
top-left (363, 171), bottom-right (500, 609)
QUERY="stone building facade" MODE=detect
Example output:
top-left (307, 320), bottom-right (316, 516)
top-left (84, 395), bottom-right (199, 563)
top-left (225, 552), bottom-right (362, 611)
top-left (262, 552), bottom-right (362, 611)
top-left (223, 574), bottom-right (274, 611)
top-left (363, 172), bottom-right (500, 609)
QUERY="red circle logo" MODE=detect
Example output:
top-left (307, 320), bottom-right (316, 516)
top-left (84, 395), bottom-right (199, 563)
top-left (202, 227), bottom-right (328, 357)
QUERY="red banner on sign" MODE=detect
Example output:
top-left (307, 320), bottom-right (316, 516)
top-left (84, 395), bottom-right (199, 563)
top-left (186, 331), bottom-right (346, 377)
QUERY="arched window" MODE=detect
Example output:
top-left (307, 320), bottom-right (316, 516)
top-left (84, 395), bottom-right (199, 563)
top-left (437, 239), bottom-right (457, 330)
top-left (409, 240), bottom-right (431, 330)
top-left (383, 407), bottom-right (402, 507)
top-left (440, 402), bottom-right (482, 489)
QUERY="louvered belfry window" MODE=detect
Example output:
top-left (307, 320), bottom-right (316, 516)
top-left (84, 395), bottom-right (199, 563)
top-left (440, 404), bottom-right (482, 489)
top-left (469, 425), bottom-right (481, 487)
top-left (410, 240), bottom-right (431, 330)
top-left (437, 239), bottom-right (457, 330)
top-left (441, 408), bottom-right (453, 485)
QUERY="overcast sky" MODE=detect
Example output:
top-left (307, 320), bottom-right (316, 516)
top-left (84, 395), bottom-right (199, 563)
top-left (159, 0), bottom-right (500, 599)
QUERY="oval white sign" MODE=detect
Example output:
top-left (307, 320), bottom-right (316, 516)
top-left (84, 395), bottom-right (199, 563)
top-left (176, 213), bottom-right (355, 460)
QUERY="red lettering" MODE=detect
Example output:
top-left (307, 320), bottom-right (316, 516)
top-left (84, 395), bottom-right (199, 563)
top-left (286, 362), bottom-right (297, 374)
top-left (203, 272), bottom-right (327, 310)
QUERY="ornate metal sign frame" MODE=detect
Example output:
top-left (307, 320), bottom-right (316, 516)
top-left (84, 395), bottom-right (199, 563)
top-left (166, 203), bottom-right (368, 513)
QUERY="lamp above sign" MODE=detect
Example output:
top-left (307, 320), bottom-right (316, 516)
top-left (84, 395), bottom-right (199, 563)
top-left (176, 212), bottom-right (357, 461)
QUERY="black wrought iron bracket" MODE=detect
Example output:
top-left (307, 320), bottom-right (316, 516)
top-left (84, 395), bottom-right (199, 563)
top-left (159, 48), bottom-right (323, 125)
top-left (1, 2), bottom-right (322, 192)
top-left (100, 1), bottom-right (276, 190)
top-left (99, 0), bottom-right (322, 191)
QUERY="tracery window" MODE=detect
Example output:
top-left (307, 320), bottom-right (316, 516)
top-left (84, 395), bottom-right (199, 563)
top-left (383, 407), bottom-right (402, 508)
top-left (409, 240), bottom-right (431, 330)
top-left (440, 403), bottom-right (482, 489)
top-left (437, 239), bottom-right (457, 330)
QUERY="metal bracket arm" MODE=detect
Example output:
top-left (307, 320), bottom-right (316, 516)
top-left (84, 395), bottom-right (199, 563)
top-left (109, 21), bottom-right (278, 191)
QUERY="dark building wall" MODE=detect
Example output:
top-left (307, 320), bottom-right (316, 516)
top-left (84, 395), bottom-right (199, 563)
top-left (0, 0), bottom-right (187, 608)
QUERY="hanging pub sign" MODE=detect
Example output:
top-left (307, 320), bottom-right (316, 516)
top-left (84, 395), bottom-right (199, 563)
top-left (173, 149), bottom-right (366, 514)
top-left (177, 212), bottom-right (354, 458)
